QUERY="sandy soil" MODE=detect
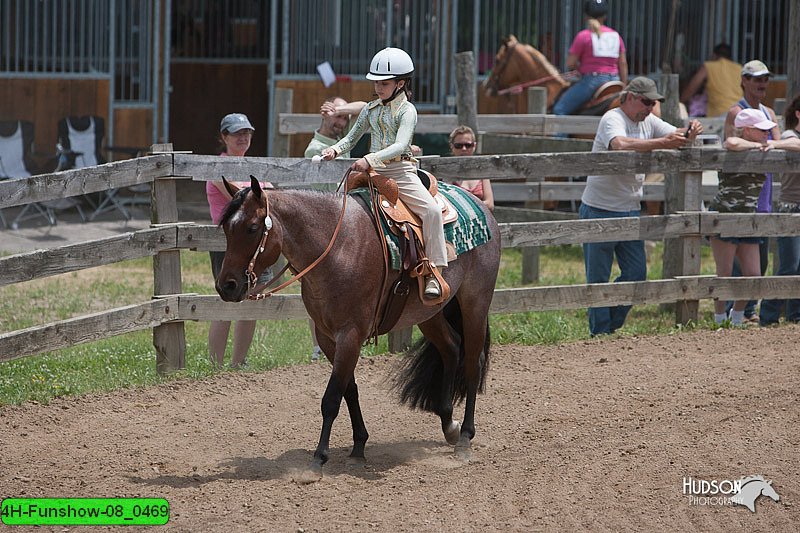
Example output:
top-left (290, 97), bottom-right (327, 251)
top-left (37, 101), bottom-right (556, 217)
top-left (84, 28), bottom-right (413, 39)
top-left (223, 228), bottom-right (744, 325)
top-left (2, 326), bottom-right (799, 532)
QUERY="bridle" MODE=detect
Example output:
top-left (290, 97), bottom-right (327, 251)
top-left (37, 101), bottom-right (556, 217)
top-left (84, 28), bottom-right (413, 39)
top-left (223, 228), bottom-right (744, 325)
top-left (243, 171), bottom-right (351, 300)
top-left (244, 193), bottom-right (274, 293)
top-left (485, 39), bottom-right (517, 94)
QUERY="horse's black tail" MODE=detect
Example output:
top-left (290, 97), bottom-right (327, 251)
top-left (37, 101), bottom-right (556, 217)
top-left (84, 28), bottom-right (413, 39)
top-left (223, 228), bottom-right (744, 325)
top-left (394, 298), bottom-right (490, 413)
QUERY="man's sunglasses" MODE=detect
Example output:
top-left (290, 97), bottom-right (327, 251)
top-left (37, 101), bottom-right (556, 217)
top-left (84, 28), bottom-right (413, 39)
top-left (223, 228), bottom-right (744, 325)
top-left (452, 142), bottom-right (476, 149)
top-left (744, 74), bottom-right (770, 82)
top-left (639, 97), bottom-right (656, 107)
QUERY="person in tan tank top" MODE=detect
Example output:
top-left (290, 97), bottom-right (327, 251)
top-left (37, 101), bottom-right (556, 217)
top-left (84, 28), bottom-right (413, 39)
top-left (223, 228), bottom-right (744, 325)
top-left (681, 43), bottom-right (742, 117)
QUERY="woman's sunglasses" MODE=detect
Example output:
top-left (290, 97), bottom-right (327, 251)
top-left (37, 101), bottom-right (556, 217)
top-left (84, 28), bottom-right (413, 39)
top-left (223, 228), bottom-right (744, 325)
top-left (452, 142), bottom-right (476, 149)
top-left (744, 74), bottom-right (770, 82)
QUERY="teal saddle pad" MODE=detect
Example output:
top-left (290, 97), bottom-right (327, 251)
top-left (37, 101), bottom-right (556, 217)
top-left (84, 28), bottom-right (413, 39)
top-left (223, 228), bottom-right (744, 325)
top-left (349, 181), bottom-right (492, 270)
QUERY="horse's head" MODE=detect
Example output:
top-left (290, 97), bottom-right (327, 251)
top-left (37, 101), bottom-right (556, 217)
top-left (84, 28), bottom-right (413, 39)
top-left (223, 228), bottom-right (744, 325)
top-left (482, 35), bottom-right (520, 96)
top-left (760, 480), bottom-right (780, 502)
top-left (215, 175), bottom-right (283, 302)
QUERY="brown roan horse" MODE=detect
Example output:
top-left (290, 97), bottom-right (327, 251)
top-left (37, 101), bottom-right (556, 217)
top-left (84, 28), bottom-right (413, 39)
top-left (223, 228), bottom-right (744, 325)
top-left (215, 176), bottom-right (501, 479)
top-left (483, 34), bottom-right (623, 115)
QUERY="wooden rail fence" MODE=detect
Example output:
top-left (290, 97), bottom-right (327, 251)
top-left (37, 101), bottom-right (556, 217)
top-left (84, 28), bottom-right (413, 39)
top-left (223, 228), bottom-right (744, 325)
top-left (2, 149), bottom-right (800, 372)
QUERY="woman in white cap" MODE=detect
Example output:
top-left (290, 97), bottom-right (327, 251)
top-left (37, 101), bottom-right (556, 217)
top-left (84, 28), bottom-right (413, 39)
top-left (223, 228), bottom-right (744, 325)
top-left (709, 108), bottom-right (800, 326)
top-left (207, 113), bottom-right (273, 368)
top-left (320, 47), bottom-right (447, 300)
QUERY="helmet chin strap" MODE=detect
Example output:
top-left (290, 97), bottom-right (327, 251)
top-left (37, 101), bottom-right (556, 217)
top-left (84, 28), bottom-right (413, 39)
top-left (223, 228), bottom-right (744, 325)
top-left (381, 80), bottom-right (406, 105)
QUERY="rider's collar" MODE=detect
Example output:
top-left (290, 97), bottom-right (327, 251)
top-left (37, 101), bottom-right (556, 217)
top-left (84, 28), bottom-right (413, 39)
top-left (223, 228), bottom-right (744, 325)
top-left (368, 92), bottom-right (408, 117)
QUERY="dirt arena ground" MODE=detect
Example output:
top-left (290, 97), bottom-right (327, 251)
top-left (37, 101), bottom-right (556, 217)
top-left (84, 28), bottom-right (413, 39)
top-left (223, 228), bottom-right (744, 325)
top-left (2, 326), bottom-right (798, 532)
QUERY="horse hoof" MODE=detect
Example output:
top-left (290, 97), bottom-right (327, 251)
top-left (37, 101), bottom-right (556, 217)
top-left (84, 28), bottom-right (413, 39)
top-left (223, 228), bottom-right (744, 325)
top-left (347, 456), bottom-right (366, 468)
top-left (295, 462), bottom-right (323, 485)
top-left (454, 435), bottom-right (472, 462)
top-left (444, 420), bottom-right (461, 446)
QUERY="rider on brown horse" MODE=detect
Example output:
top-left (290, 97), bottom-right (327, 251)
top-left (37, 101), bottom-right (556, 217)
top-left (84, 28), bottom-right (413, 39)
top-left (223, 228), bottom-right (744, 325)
top-left (553, 0), bottom-right (628, 115)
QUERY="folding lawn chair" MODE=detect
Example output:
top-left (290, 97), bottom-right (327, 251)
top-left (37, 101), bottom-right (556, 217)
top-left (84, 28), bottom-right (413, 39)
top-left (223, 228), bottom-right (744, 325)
top-left (1, 120), bottom-right (85, 229)
top-left (57, 115), bottom-right (137, 221)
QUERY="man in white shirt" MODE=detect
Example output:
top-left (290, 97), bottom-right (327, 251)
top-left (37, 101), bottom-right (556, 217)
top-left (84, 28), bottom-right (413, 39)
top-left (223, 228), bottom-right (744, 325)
top-left (580, 77), bottom-right (702, 336)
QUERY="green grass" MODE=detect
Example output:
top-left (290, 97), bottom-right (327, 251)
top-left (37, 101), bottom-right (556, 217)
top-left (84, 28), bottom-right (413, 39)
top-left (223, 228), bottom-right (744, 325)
top-left (0, 242), bottom-right (730, 406)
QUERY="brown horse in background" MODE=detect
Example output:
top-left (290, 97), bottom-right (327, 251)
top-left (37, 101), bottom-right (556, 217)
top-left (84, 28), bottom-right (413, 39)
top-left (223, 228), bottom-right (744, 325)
top-left (483, 34), bottom-right (623, 115)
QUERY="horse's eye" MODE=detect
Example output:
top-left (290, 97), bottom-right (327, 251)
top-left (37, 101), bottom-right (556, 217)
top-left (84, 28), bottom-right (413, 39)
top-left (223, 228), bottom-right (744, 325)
top-left (248, 223), bottom-right (260, 234)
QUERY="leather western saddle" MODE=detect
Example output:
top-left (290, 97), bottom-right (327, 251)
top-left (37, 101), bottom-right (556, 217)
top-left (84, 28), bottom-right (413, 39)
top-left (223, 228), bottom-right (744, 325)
top-left (346, 168), bottom-right (454, 321)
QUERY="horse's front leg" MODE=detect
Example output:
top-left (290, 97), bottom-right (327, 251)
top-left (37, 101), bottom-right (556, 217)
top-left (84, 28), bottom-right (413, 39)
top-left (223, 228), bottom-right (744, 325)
top-left (310, 330), bottom-right (363, 474)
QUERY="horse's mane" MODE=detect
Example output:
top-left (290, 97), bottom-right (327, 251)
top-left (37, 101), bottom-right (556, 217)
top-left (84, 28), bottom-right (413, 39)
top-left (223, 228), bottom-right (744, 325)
top-left (219, 187), bottom-right (251, 227)
top-left (739, 475), bottom-right (767, 485)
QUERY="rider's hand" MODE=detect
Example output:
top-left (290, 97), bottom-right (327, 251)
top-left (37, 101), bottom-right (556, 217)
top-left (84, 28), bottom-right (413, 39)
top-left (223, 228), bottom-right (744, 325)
top-left (350, 157), bottom-right (370, 172)
top-left (320, 148), bottom-right (337, 160)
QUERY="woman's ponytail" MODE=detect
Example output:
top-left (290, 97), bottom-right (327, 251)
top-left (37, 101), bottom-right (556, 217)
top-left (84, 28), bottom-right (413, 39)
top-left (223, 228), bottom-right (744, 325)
top-left (588, 17), bottom-right (602, 36)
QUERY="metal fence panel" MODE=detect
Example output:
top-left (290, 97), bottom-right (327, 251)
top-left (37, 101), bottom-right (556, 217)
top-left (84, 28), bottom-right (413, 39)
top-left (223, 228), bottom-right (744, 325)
top-left (1, 0), bottom-right (792, 111)
top-left (0, 0), bottom-right (109, 74)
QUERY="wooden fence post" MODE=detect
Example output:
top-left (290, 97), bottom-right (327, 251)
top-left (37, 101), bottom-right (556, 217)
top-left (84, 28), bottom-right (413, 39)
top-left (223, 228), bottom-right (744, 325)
top-left (150, 143), bottom-right (186, 373)
top-left (673, 170), bottom-right (702, 324)
top-left (660, 73), bottom-right (684, 315)
top-left (521, 86), bottom-right (547, 283)
top-left (272, 88), bottom-right (293, 157)
top-left (455, 52), bottom-right (478, 134)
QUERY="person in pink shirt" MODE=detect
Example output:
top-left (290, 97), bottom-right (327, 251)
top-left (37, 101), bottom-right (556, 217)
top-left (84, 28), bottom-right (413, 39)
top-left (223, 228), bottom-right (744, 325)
top-left (207, 113), bottom-right (273, 368)
top-left (553, 0), bottom-right (628, 115)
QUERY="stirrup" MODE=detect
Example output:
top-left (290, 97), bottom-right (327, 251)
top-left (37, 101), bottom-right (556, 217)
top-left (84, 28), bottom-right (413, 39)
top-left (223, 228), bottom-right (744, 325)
top-left (424, 276), bottom-right (441, 298)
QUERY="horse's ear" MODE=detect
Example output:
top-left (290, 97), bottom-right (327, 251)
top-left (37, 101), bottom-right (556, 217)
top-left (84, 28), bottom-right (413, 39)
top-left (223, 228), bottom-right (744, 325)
top-left (222, 176), bottom-right (239, 197)
top-left (250, 175), bottom-right (262, 199)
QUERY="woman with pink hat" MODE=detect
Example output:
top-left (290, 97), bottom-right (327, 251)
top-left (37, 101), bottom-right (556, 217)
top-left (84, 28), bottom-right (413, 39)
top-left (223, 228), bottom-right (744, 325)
top-left (709, 108), bottom-right (800, 326)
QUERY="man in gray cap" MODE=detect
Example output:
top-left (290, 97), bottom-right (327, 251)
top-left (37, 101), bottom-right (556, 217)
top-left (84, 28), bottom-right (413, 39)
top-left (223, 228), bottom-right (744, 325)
top-left (579, 77), bottom-right (702, 336)
top-left (724, 60), bottom-right (780, 140)
top-left (722, 60), bottom-right (781, 323)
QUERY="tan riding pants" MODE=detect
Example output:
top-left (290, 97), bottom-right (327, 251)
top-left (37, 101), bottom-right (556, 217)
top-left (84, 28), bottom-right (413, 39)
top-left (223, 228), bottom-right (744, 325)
top-left (378, 160), bottom-right (448, 268)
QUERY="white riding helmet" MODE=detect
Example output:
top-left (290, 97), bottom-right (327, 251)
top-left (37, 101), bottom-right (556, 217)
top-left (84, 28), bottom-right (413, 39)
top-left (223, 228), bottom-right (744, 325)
top-left (366, 47), bottom-right (414, 80)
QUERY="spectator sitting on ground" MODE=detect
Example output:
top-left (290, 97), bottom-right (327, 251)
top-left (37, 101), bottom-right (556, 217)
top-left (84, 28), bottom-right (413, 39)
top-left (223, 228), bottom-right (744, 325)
top-left (579, 77), bottom-right (701, 337)
top-left (448, 125), bottom-right (494, 212)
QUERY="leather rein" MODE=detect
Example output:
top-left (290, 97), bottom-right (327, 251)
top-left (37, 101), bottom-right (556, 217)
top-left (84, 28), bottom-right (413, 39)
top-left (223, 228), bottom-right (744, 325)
top-left (245, 170), bottom-right (351, 300)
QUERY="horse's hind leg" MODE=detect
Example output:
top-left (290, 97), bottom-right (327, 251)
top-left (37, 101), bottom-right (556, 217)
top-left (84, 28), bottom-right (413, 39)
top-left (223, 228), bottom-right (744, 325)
top-left (417, 313), bottom-right (462, 445)
top-left (454, 303), bottom-right (490, 459)
top-left (343, 376), bottom-right (369, 462)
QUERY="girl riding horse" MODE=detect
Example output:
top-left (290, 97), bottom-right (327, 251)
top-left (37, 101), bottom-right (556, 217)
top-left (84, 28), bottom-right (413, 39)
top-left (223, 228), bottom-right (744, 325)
top-left (320, 47), bottom-right (447, 300)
